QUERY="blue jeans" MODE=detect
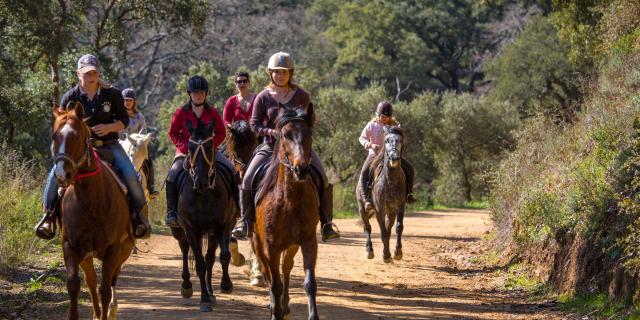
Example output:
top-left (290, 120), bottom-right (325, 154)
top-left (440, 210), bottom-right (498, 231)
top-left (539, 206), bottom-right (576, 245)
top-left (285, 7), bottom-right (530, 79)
top-left (43, 143), bottom-right (147, 213)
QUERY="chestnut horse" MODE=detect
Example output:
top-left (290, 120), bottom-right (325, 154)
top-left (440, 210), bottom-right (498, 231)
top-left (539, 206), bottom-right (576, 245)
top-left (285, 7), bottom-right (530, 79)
top-left (172, 118), bottom-right (237, 312)
top-left (51, 103), bottom-right (133, 320)
top-left (356, 126), bottom-right (406, 263)
top-left (253, 106), bottom-right (320, 320)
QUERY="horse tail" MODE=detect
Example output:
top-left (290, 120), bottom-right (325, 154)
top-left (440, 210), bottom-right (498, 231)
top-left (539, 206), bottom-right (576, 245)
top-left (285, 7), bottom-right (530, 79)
top-left (188, 235), bottom-right (210, 274)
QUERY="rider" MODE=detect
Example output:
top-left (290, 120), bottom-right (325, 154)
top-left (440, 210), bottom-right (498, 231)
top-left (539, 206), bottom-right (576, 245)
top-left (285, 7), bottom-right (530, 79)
top-left (358, 100), bottom-right (416, 212)
top-left (223, 71), bottom-right (255, 126)
top-left (231, 51), bottom-right (341, 242)
top-left (165, 75), bottom-right (240, 227)
top-left (35, 54), bottom-right (150, 240)
top-left (119, 88), bottom-right (159, 198)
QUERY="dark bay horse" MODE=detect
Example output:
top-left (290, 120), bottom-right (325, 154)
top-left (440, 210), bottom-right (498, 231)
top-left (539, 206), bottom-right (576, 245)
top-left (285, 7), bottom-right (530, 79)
top-left (51, 104), bottom-right (133, 320)
top-left (356, 126), bottom-right (406, 263)
top-left (223, 119), bottom-right (257, 179)
top-left (253, 106), bottom-right (320, 320)
top-left (172, 119), bottom-right (237, 312)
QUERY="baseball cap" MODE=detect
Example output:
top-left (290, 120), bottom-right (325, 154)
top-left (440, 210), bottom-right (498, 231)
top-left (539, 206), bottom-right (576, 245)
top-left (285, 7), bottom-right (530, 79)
top-left (77, 54), bottom-right (100, 73)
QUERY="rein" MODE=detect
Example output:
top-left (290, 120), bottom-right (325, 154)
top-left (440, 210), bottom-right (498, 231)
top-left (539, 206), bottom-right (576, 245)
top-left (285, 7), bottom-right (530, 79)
top-left (186, 136), bottom-right (217, 189)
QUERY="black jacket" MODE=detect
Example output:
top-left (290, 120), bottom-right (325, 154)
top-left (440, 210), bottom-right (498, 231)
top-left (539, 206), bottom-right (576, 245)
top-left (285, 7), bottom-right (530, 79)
top-left (60, 84), bottom-right (128, 142)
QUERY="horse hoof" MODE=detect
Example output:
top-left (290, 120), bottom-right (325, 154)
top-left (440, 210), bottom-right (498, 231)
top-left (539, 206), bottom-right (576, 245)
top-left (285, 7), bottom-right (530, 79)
top-left (366, 251), bottom-right (374, 259)
top-left (200, 302), bottom-right (213, 312)
top-left (383, 257), bottom-right (393, 263)
top-left (220, 283), bottom-right (233, 294)
top-left (250, 276), bottom-right (265, 287)
top-left (181, 287), bottom-right (193, 298)
top-left (394, 252), bottom-right (403, 260)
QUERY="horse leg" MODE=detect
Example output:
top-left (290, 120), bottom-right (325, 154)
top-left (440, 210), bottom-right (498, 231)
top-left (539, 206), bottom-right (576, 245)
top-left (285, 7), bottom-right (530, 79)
top-left (249, 244), bottom-right (265, 286)
top-left (218, 232), bottom-right (233, 293)
top-left (281, 245), bottom-right (299, 317)
top-left (189, 235), bottom-right (214, 312)
top-left (267, 250), bottom-right (284, 320)
top-left (229, 236), bottom-right (246, 267)
top-left (99, 244), bottom-right (121, 320)
top-left (108, 263), bottom-right (124, 320)
top-left (394, 207), bottom-right (405, 260)
top-left (63, 244), bottom-right (82, 320)
top-left (362, 214), bottom-right (374, 259)
top-left (205, 234), bottom-right (216, 295)
top-left (79, 258), bottom-right (100, 320)
top-left (301, 239), bottom-right (319, 320)
top-left (178, 234), bottom-right (193, 298)
top-left (376, 211), bottom-right (392, 263)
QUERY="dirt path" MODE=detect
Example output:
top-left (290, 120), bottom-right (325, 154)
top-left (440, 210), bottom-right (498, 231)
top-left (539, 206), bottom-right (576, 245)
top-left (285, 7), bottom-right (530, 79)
top-left (76, 209), bottom-right (563, 319)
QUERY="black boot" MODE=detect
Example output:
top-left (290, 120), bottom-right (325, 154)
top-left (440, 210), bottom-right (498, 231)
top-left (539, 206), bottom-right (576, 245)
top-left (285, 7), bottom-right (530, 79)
top-left (165, 180), bottom-right (179, 227)
top-left (232, 188), bottom-right (254, 240)
top-left (35, 207), bottom-right (58, 240)
top-left (319, 184), bottom-right (340, 242)
top-left (360, 168), bottom-right (374, 212)
top-left (145, 159), bottom-right (159, 199)
top-left (401, 159), bottom-right (417, 204)
top-left (132, 205), bottom-right (151, 239)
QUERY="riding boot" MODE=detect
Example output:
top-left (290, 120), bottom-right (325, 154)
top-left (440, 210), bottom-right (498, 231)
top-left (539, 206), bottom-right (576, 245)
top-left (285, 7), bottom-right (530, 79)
top-left (319, 184), bottom-right (340, 242)
top-left (132, 205), bottom-right (151, 239)
top-left (35, 205), bottom-right (58, 240)
top-left (401, 159), bottom-right (417, 204)
top-left (232, 187), bottom-right (254, 240)
top-left (360, 167), bottom-right (374, 212)
top-left (165, 180), bottom-right (179, 227)
top-left (146, 159), bottom-right (159, 199)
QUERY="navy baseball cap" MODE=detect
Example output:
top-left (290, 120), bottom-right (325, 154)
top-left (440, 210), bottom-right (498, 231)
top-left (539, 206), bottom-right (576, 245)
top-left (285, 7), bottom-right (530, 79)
top-left (122, 88), bottom-right (136, 99)
top-left (77, 54), bottom-right (100, 73)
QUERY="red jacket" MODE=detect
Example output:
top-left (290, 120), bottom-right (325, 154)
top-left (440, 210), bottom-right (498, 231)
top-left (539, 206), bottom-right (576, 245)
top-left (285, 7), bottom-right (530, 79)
top-left (169, 102), bottom-right (225, 155)
top-left (222, 95), bottom-right (254, 126)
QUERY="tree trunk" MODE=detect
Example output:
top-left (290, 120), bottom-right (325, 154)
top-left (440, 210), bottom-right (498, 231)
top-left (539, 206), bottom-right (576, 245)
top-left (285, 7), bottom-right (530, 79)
top-left (457, 140), bottom-right (472, 202)
top-left (49, 56), bottom-right (60, 105)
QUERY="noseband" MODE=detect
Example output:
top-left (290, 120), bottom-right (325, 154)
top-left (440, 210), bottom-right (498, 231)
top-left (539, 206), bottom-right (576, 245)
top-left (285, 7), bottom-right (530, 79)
top-left (186, 136), bottom-right (217, 189)
top-left (278, 117), bottom-right (309, 171)
top-left (53, 127), bottom-right (94, 181)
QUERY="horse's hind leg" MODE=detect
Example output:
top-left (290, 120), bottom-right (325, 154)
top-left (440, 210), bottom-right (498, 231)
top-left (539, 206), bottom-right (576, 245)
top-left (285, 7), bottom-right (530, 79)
top-left (301, 239), bottom-right (319, 320)
top-left (99, 244), bottom-right (122, 320)
top-left (63, 244), bottom-right (83, 320)
top-left (218, 232), bottom-right (233, 293)
top-left (205, 234), bottom-right (217, 295)
top-left (108, 263), bottom-right (125, 320)
top-left (376, 211), bottom-right (392, 263)
top-left (281, 245), bottom-right (299, 317)
top-left (189, 234), bottom-right (214, 312)
top-left (80, 258), bottom-right (100, 319)
top-left (394, 207), bottom-right (405, 260)
top-left (361, 212), bottom-right (374, 259)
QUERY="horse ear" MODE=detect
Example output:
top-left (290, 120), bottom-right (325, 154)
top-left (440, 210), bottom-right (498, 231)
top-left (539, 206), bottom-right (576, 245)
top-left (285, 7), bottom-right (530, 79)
top-left (127, 133), bottom-right (135, 145)
top-left (73, 102), bottom-right (85, 119)
top-left (53, 104), bottom-right (62, 117)
top-left (225, 122), bottom-right (233, 134)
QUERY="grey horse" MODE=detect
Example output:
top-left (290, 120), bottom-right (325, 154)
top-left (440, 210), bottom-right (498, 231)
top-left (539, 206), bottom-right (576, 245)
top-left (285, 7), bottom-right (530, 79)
top-left (356, 126), bottom-right (406, 263)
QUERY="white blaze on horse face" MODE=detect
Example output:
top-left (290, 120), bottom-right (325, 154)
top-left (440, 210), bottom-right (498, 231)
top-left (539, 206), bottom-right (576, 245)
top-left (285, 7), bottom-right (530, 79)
top-left (54, 124), bottom-right (74, 179)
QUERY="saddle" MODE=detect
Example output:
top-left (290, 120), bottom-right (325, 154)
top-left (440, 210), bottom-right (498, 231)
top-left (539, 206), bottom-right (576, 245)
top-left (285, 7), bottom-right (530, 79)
top-left (250, 157), bottom-right (324, 206)
top-left (176, 160), bottom-right (237, 195)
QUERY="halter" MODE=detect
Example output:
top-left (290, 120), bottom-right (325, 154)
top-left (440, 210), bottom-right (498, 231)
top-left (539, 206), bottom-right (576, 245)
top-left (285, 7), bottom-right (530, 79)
top-left (186, 136), bottom-right (217, 189)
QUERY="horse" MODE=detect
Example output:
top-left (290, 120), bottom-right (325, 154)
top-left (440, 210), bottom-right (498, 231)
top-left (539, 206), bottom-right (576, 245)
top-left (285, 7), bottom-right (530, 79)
top-left (51, 103), bottom-right (133, 320)
top-left (252, 106), bottom-right (320, 320)
top-left (119, 132), bottom-right (152, 200)
top-left (171, 118), bottom-right (237, 312)
top-left (356, 126), bottom-right (407, 263)
top-left (222, 120), bottom-right (265, 286)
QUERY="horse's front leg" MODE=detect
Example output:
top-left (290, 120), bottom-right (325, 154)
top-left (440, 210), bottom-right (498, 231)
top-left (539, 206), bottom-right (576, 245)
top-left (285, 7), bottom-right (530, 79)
top-left (361, 211), bottom-right (374, 259)
top-left (301, 239), bottom-right (319, 320)
top-left (376, 209), bottom-right (392, 263)
top-left (189, 234), bottom-right (214, 312)
top-left (281, 246), bottom-right (299, 317)
top-left (79, 258), bottom-right (100, 319)
top-left (99, 244), bottom-right (121, 320)
top-left (267, 250), bottom-right (284, 320)
top-left (177, 232), bottom-right (193, 298)
top-left (218, 232), bottom-right (233, 293)
top-left (63, 244), bottom-right (83, 320)
top-left (205, 233), bottom-right (217, 295)
top-left (394, 206), bottom-right (405, 260)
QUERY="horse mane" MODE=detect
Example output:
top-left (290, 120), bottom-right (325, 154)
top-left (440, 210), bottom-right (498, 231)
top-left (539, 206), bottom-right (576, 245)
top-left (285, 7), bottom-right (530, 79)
top-left (370, 126), bottom-right (404, 171)
top-left (53, 110), bottom-right (90, 136)
top-left (257, 108), bottom-right (312, 202)
top-left (223, 120), bottom-right (255, 159)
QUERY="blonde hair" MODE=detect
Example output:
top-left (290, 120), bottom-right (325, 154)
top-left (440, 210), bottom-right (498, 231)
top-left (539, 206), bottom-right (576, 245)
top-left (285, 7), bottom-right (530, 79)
top-left (371, 114), bottom-right (399, 126)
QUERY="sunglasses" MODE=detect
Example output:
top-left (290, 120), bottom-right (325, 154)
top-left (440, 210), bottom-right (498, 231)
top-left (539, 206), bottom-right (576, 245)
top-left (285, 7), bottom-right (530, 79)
top-left (236, 79), bottom-right (249, 84)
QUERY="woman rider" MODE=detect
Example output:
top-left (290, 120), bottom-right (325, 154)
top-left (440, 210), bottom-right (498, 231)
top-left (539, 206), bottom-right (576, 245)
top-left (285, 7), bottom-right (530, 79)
top-left (164, 75), bottom-right (240, 227)
top-left (35, 54), bottom-right (149, 239)
top-left (120, 88), bottom-right (159, 198)
top-left (231, 51), bottom-right (340, 242)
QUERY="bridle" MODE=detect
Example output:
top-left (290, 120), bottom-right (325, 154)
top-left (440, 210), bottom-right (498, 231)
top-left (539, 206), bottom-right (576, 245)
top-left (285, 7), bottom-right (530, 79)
top-left (53, 123), bottom-right (96, 181)
top-left (186, 136), bottom-right (217, 189)
top-left (277, 116), bottom-right (309, 172)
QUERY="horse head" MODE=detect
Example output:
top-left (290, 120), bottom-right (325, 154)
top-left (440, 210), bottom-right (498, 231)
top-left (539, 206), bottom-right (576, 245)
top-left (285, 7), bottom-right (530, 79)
top-left (224, 120), bottom-right (257, 179)
top-left (121, 132), bottom-right (152, 172)
top-left (274, 103), bottom-right (314, 181)
top-left (186, 119), bottom-right (216, 193)
top-left (383, 126), bottom-right (404, 169)
top-left (51, 101), bottom-right (92, 187)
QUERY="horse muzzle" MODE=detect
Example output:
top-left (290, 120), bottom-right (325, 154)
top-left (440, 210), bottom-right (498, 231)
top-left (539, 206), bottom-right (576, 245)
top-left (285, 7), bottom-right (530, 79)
top-left (388, 156), bottom-right (401, 169)
top-left (292, 164), bottom-right (310, 180)
top-left (54, 162), bottom-right (74, 187)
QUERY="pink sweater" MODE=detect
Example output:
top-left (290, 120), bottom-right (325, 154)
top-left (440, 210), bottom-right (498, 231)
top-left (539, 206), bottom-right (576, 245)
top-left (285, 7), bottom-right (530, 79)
top-left (359, 121), bottom-right (389, 156)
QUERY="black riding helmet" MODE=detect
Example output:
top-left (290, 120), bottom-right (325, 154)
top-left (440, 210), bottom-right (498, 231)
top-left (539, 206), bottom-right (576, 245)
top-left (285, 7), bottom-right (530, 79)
top-left (187, 75), bottom-right (209, 93)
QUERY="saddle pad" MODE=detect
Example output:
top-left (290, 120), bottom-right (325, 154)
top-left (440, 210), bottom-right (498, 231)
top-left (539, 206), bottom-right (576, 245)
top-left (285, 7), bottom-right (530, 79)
top-left (101, 160), bottom-right (128, 195)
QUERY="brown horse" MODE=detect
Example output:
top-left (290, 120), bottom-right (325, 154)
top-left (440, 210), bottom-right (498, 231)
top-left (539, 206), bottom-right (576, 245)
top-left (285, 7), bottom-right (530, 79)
top-left (252, 106), bottom-right (320, 320)
top-left (223, 119), bottom-right (257, 179)
top-left (51, 103), bottom-right (133, 320)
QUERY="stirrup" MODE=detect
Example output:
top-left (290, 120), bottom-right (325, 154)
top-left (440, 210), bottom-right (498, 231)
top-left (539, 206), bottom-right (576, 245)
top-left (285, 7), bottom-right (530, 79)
top-left (165, 212), bottom-right (179, 228)
top-left (35, 213), bottom-right (56, 240)
top-left (321, 222), bottom-right (340, 243)
top-left (232, 220), bottom-right (251, 240)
